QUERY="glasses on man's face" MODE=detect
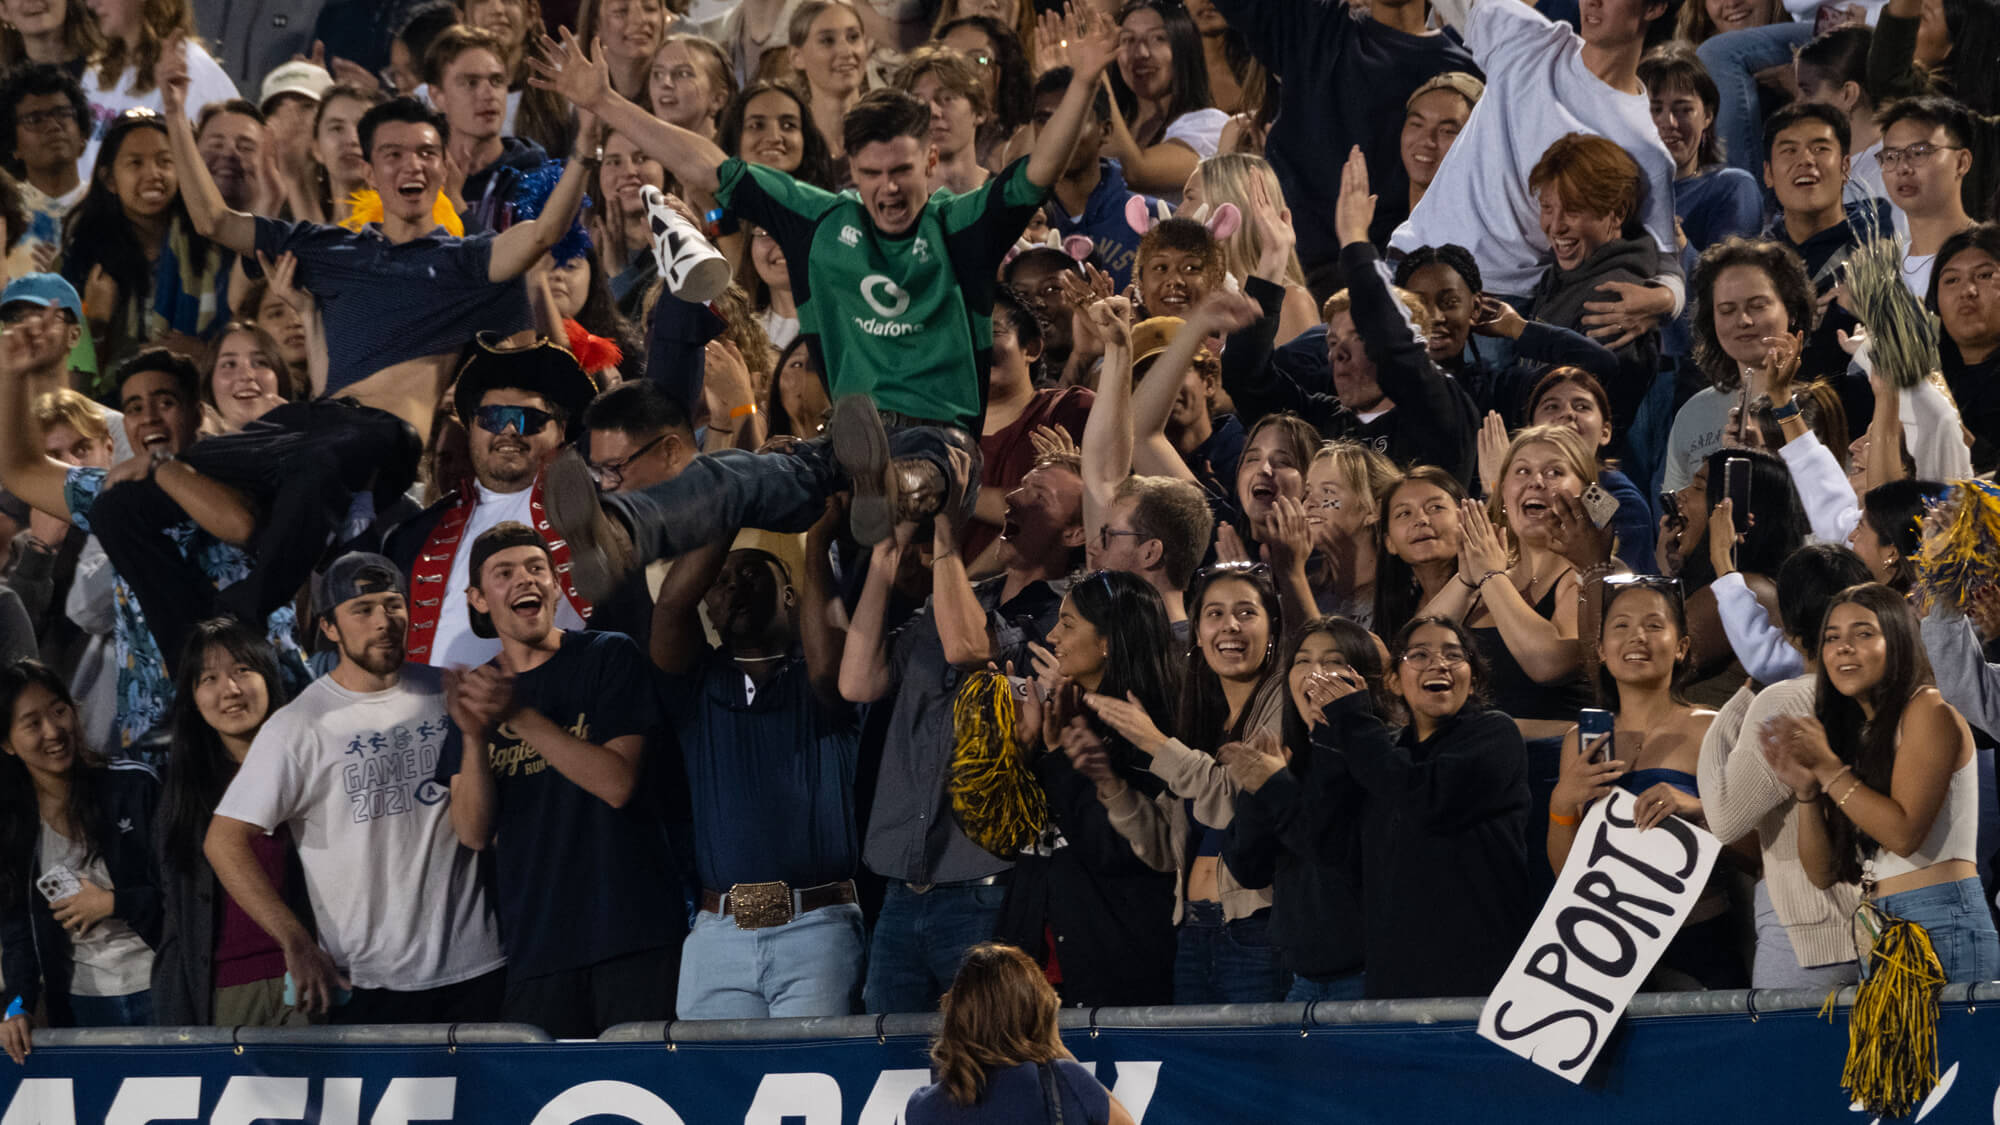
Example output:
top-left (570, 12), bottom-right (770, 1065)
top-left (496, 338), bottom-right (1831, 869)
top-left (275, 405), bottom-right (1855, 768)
top-left (1097, 525), bottom-right (1148, 551)
top-left (16, 107), bottom-right (76, 131)
top-left (473, 403), bottom-right (556, 437)
top-left (588, 431), bottom-right (669, 488)
top-left (1399, 646), bottom-right (1468, 668)
top-left (1879, 142), bottom-right (1962, 169)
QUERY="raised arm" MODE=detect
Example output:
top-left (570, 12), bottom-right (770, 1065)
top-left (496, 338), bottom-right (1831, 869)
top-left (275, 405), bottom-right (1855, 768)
top-left (1132, 292), bottom-right (1250, 480)
top-left (0, 313), bottom-right (77, 522)
top-left (1079, 298), bottom-right (1138, 530)
top-left (800, 499), bottom-right (850, 706)
top-left (931, 507), bottom-right (995, 667)
top-left (488, 116), bottom-right (594, 281)
top-left (649, 534), bottom-right (730, 678)
top-left (531, 30), bottom-right (725, 197)
top-left (1025, 6), bottom-right (1121, 189)
top-left (839, 532), bottom-right (910, 703)
top-left (158, 35), bottom-right (256, 256)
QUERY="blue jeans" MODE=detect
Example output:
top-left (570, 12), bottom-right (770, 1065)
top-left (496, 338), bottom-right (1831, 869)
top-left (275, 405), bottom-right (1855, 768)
top-left (863, 880), bottom-right (1008, 1015)
top-left (1697, 22), bottom-right (1815, 179)
top-left (1875, 877), bottom-right (2000, 984)
top-left (68, 989), bottom-right (153, 1027)
top-left (1287, 972), bottom-right (1366, 1003)
top-left (606, 424), bottom-right (975, 561)
top-left (1172, 901), bottom-right (1291, 1005)
top-left (678, 903), bottom-right (866, 1019)
top-left (1750, 880), bottom-right (1859, 990)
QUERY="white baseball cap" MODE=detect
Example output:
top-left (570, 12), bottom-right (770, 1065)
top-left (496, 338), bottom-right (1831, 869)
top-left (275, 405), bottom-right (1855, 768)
top-left (259, 60), bottom-right (335, 113)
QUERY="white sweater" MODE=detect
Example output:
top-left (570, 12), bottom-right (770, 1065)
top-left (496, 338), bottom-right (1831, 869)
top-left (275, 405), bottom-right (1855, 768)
top-left (1391, 0), bottom-right (1682, 308)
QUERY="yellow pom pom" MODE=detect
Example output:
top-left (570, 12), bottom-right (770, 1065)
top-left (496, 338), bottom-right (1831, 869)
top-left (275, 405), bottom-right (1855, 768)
top-left (949, 671), bottom-right (1049, 859)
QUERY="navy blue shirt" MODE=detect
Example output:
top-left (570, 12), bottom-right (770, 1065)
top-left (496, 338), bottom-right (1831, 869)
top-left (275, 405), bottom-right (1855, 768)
top-left (668, 646), bottom-right (860, 892)
top-left (435, 630), bottom-right (674, 980)
top-left (1042, 159), bottom-right (1160, 290)
top-left (253, 215), bottom-right (532, 395)
top-left (905, 1060), bottom-right (1110, 1125)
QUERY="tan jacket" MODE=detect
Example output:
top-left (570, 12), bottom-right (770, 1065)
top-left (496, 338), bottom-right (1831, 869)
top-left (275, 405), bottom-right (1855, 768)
top-left (1101, 684), bottom-right (1285, 924)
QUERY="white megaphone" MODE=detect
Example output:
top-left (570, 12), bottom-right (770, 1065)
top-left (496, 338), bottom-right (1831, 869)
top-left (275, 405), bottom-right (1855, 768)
top-left (641, 185), bottom-right (730, 303)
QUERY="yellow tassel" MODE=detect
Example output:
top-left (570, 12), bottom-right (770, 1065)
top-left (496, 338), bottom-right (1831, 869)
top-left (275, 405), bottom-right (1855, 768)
top-left (1914, 481), bottom-right (2000, 617)
top-left (1820, 920), bottom-right (1945, 1118)
top-left (339, 189), bottom-right (465, 237)
top-left (949, 671), bottom-right (1049, 859)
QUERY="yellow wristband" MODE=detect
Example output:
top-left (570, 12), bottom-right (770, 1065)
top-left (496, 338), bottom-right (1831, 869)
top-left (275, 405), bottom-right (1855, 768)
top-left (729, 402), bottom-right (759, 421)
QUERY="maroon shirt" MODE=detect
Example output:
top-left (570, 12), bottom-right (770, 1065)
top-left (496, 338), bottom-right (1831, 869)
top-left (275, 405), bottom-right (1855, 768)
top-left (964, 386), bottom-right (1095, 559)
top-left (212, 829), bottom-right (290, 988)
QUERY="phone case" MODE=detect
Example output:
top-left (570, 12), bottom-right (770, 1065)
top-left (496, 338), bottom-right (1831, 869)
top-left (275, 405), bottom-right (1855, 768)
top-left (36, 866), bottom-right (80, 904)
top-left (1579, 483), bottom-right (1620, 528)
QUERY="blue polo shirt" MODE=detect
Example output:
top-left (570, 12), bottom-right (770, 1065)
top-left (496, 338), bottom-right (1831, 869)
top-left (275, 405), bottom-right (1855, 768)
top-left (668, 646), bottom-right (860, 892)
top-left (252, 215), bottom-right (532, 395)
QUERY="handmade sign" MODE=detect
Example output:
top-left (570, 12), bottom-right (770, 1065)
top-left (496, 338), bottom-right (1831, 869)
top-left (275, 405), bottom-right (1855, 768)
top-left (1478, 787), bottom-right (1722, 1083)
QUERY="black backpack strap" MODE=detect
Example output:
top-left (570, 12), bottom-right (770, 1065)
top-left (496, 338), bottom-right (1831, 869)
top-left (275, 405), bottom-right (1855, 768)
top-left (1038, 1061), bottom-right (1067, 1125)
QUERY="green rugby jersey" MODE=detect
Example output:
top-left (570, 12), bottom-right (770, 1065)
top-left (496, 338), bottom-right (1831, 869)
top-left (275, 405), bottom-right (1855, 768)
top-left (715, 156), bottom-right (1045, 432)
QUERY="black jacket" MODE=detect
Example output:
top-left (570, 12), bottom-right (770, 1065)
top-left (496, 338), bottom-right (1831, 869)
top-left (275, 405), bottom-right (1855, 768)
top-left (1303, 696), bottom-right (1532, 1000)
top-left (151, 820), bottom-right (313, 1026)
top-left (1222, 244), bottom-right (1480, 486)
top-left (995, 749), bottom-right (1177, 1009)
top-left (1223, 763), bottom-right (1366, 982)
top-left (1, 761), bottom-right (163, 1025)
top-left (1529, 232), bottom-right (1662, 435)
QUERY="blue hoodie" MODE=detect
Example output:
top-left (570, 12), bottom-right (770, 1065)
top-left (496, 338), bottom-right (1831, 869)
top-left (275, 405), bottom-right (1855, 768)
top-left (1042, 159), bottom-right (1160, 290)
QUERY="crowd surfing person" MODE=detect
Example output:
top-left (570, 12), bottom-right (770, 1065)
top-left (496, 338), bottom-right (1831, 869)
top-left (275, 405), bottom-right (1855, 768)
top-left (14, 0), bottom-right (2000, 1051)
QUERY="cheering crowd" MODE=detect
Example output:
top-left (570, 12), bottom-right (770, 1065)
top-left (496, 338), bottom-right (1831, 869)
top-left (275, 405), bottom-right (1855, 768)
top-left (5, 0), bottom-right (2000, 1081)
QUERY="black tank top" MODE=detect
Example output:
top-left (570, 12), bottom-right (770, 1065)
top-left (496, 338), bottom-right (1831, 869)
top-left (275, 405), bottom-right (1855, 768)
top-left (1468, 575), bottom-right (1593, 722)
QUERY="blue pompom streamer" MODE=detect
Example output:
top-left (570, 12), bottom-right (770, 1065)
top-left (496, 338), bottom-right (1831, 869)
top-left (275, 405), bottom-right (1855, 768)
top-left (509, 157), bottom-right (594, 266)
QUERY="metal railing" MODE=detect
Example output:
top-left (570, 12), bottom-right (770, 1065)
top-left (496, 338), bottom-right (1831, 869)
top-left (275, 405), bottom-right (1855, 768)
top-left (27, 983), bottom-right (2000, 1048)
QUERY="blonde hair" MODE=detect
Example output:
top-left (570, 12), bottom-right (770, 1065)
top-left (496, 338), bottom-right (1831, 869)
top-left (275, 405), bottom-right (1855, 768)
top-left (1486, 423), bottom-right (1598, 530)
top-left (1321, 286), bottom-right (1430, 328)
top-left (33, 389), bottom-right (110, 445)
top-left (931, 943), bottom-right (1065, 1107)
top-left (1195, 153), bottom-right (1307, 290)
top-left (1312, 439), bottom-right (1399, 523)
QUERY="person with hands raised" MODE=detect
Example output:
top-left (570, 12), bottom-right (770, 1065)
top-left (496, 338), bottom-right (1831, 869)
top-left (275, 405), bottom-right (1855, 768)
top-left (1307, 615), bottom-right (1533, 998)
top-left (1220, 617), bottom-right (1384, 1002)
top-left (1761, 583), bottom-right (1997, 982)
top-left (991, 569), bottom-right (1181, 1008)
top-left (1549, 576), bottom-right (1743, 987)
top-left (1081, 561), bottom-right (1291, 1003)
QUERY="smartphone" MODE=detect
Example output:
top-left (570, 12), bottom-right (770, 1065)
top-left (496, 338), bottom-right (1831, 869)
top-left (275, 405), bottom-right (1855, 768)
top-left (1723, 456), bottom-right (1753, 515)
top-left (1659, 491), bottom-right (1683, 531)
top-left (35, 866), bottom-right (79, 904)
top-left (283, 971), bottom-right (352, 1009)
top-left (1578, 708), bottom-right (1615, 763)
top-left (1580, 482), bottom-right (1619, 529)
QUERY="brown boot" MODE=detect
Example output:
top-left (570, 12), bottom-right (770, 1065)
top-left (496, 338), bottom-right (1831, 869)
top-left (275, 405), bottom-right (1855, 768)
top-left (830, 395), bottom-right (897, 544)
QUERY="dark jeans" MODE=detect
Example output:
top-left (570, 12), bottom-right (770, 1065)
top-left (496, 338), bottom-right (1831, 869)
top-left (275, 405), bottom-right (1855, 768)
top-left (67, 988), bottom-right (153, 1027)
top-left (605, 423), bottom-right (977, 562)
top-left (1286, 972), bottom-right (1366, 1003)
top-left (92, 399), bottom-right (420, 673)
top-left (331, 967), bottom-right (506, 1026)
top-left (1172, 901), bottom-right (1291, 1005)
top-left (862, 879), bottom-right (1007, 1015)
top-left (503, 944), bottom-right (681, 1038)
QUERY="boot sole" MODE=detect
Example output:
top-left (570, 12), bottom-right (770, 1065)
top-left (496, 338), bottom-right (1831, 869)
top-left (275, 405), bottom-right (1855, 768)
top-left (830, 396), bottom-right (894, 544)
top-left (542, 449), bottom-right (625, 603)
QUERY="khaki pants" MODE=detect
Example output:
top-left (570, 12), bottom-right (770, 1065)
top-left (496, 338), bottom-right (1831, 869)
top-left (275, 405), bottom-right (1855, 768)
top-left (212, 976), bottom-right (316, 1028)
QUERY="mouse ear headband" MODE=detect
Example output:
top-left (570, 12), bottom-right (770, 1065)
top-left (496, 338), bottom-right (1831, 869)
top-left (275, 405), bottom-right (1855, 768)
top-left (1125, 195), bottom-right (1239, 240)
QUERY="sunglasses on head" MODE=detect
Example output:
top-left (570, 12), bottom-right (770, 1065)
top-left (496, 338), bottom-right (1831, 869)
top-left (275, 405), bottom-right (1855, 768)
top-left (474, 403), bottom-right (557, 436)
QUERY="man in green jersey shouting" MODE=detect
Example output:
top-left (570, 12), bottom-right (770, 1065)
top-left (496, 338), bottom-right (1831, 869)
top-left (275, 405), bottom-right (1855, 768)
top-left (527, 8), bottom-right (1120, 596)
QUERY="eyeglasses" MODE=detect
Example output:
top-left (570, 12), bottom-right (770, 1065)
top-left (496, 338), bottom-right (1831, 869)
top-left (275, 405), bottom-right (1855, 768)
top-left (16, 107), bottom-right (77, 131)
top-left (1097, 526), bottom-right (1149, 550)
top-left (588, 431), bottom-right (669, 487)
top-left (1399, 646), bottom-right (1468, 668)
top-left (473, 403), bottom-right (557, 436)
top-left (1878, 142), bottom-right (1963, 169)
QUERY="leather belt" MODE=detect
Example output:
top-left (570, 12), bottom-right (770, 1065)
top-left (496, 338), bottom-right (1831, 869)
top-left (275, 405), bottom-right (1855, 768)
top-left (699, 879), bottom-right (857, 929)
top-left (904, 873), bottom-right (1008, 895)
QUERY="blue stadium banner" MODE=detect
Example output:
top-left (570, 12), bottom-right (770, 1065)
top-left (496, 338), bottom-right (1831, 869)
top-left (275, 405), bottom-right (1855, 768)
top-left (6, 1007), bottom-right (2000, 1123)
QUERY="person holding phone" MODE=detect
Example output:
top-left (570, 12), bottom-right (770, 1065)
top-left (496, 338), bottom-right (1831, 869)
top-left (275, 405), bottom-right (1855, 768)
top-left (1515, 366), bottom-right (1657, 574)
top-left (0, 660), bottom-right (162, 1062)
top-left (1548, 576), bottom-right (1744, 989)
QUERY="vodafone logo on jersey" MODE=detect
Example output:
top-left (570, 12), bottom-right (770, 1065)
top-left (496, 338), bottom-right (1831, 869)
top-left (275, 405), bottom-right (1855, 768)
top-left (855, 275), bottom-right (921, 338)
